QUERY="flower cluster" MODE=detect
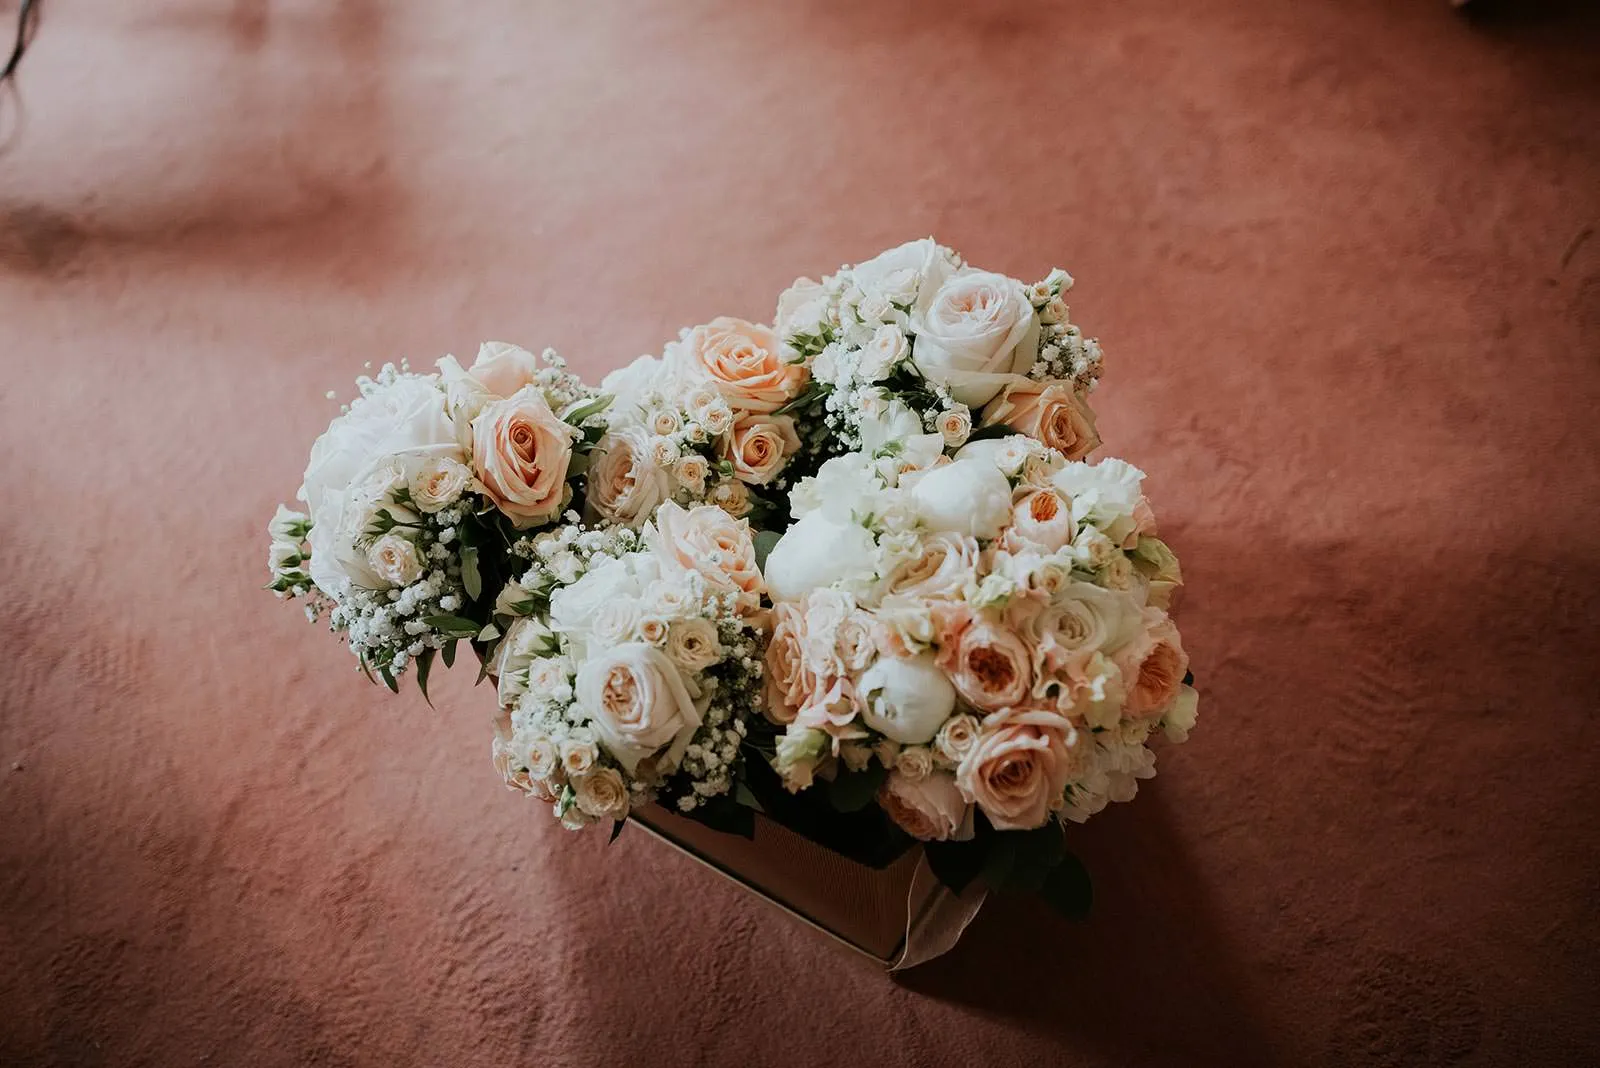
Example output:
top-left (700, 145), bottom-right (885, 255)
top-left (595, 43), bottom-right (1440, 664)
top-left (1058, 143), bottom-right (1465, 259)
top-left (490, 503), bottom-right (769, 828)
top-left (775, 238), bottom-right (1103, 469)
top-left (759, 433), bottom-right (1195, 837)
top-left (590, 318), bottom-right (810, 528)
top-left (267, 344), bottom-right (609, 685)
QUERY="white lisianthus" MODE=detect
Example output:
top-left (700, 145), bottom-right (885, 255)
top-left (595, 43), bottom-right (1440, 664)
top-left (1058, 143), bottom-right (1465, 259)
top-left (857, 653), bottom-right (957, 745)
top-left (909, 457), bottom-right (1012, 540)
top-left (773, 727), bottom-right (830, 793)
top-left (268, 540), bottom-right (301, 570)
top-left (762, 510), bottom-right (881, 603)
top-left (496, 617), bottom-right (557, 706)
top-left (1053, 458), bottom-right (1148, 546)
top-left (776, 277), bottom-right (830, 339)
top-left (268, 503), bottom-right (307, 542)
top-left (910, 269), bottom-right (1040, 407)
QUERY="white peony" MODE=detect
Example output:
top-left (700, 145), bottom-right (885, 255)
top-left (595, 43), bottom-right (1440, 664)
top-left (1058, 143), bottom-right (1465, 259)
top-left (911, 269), bottom-right (1040, 407)
top-left (762, 510), bottom-right (881, 603)
top-left (909, 457), bottom-right (1013, 540)
top-left (857, 654), bottom-right (957, 745)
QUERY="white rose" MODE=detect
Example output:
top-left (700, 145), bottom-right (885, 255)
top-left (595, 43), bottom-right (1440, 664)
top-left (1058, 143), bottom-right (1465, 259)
top-left (410, 456), bottom-right (474, 512)
top-left (773, 726), bottom-right (829, 793)
top-left (911, 269), bottom-right (1041, 407)
top-left (857, 397), bottom-right (925, 454)
top-left (268, 540), bottom-right (301, 571)
top-left (857, 653), bottom-right (957, 745)
top-left (776, 277), bottom-right (831, 339)
top-left (575, 643), bottom-right (704, 774)
top-left (574, 766), bottom-right (631, 819)
top-left (851, 238), bottom-right (952, 308)
top-left (600, 354), bottom-right (668, 421)
top-left (367, 533), bottom-right (423, 586)
top-left (896, 746), bottom-right (934, 781)
top-left (592, 599), bottom-right (642, 647)
top-left (909, 457), bottom-right (1013, 540)
top-left (549, 555), bottom-right (653, 660)
top-left (495, 617), bottom-right (556, 706)
top-left (299, 375), bottom-right (460, 519)
top-left (762, 510), bottom-right (880, 603)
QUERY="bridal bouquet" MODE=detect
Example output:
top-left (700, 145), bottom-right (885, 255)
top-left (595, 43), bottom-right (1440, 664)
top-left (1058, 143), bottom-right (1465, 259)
top-left (266, 238), bottom-right (1199, 919)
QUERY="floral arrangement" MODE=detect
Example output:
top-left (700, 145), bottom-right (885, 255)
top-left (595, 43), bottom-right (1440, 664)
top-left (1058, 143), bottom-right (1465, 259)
top-left (266, 238), bottom-right (1198, 919)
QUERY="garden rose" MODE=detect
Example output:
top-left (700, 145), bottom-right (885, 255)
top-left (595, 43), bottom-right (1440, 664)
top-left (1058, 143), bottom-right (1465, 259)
top-left (911, 269), bottom-right (1041, 407)
top-left (1116, 609), bottom-right (1190, 719)
top-left (934, 713), bottom-right (981, 764)
top-left (471, 387), bottom-right (577, 528)
top-left (938, 614), bottom-right (1032, 713)
top-left (574, 767), bottom-right (630, 819)
top-left (878, 770), bottom-right (972, 841)
top-left (666, 617), bottom-right (722, 673)
top-left (669, 317), bottom-right (807, 414)
top-left (955, 708), bottom-right (1079, 831)
top-left (588, 427), bottom-right (671, 528)
top-left (981, 378), bottom-right (1100, 461)
top-left (764, 602), bottom-right (816, 726)
top-left (651, 502), bottom-right (764, 612)
top-left (1008, 487), bottom-right (1076, 552)
top-left (366, 533), bottom-right (422, 587)
top-left (720, 413), bottom-right (801, 485)
top-left (882, 532), bottom-right (982, 601)
top-left (575, 643), bottom-right (703, 774)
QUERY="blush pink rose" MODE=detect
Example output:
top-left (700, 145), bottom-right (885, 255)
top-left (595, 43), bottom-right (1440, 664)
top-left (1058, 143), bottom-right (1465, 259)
top-left (471, 387), bottom-right (577, 528)
top-left (720, 413), bottom-right (801, 485)
top-left (764, 602), bottom-right (816, 726)
top-left (981, 378), bottom-right (1100, 461)
top-left (955, 708), bottom-right (1079, 831)
top-left (651, 501), bottom-right (764, 613)
top-left (878, 770), bottom-right (972, 841)
top-left (936, 611), bottom-right (1033, 713)
top-left (673, 317), bottom-right (808, 414)
top-left (468, 341), bottom-right (541, 399)
top-left (1115, 608), bottom-right (1190, 719)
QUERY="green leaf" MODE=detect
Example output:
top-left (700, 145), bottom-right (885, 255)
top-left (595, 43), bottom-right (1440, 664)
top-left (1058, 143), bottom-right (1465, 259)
top-left (961, 422), bottom-right (1016, 447)
top-left (924, 836), bottom-right (991, 895)
top-left (752, 529), bottom-right (782, 572)
top-left (358, 657), bottom-right (378, 686)
top-left (734, 780), bottom-right (766, 814)
top-left (377, 662), bottom-right (400, 694)
top-left (561, 393), bottom-right (614, 426)
top-left (441, 639), bottom-right (458, 669)
top-left (994, 825), bottom-right (1064, 894)
top-left (422, 614), bottom-right (483, 639)
top-left (461, 546), bottom-right (482, 602)
top-left (414, 648), bottom-right (436, 708)
top-left (827, 764), bottom-right (886, 813)
top-left (1039, 852), bottom-right (1093, 921)
top-left (608, 820), bottom-right (626, 844)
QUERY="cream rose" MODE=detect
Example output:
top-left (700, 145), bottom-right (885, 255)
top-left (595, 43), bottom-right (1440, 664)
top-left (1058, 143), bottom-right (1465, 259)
top-left (937, 614), bottom-right (1032, 714)
top-left (651, 501), bottom-right (764, 612)
top-left (878, 770), bottom-right (972, 841)
top-left (669, 317), bottom-right (807, 414)
top-left (367, 533), bottom-right (423, 587)
top-left (852, 238), bottom-right (950, 308)
top-left (896, 745), bottom-right (934, 781)
top-left (720, 413), bottom-right (801, 486)
top-left (666, 617), bottom-right (722, 673)
top-left (575, 643), bottom-right (703, 774)
top-left (934, 713), bottom-right (981, 764)
top-left (911, 269), bottom-right (1041, 407)
top-left (773, 726), bottom-right (829, 793)
top-left (858, 653), bottom-right (957, 744)
top-left (467, 341), bottom-right (540, 399)
top-left (858, 324), bottom-right (909, 381)
top-left (708, 478), bottom-right (752, 518)
top-left (588, 427), bottom-right (671, 528)
top-left (410, 456), bottom-right (474, 512)
top-left (470, 387), bottom-right (577, 528)
top-left (763, 602), bottom-right (815, 726)
top-left (776, 277), bottom-right (830, 339)
top-left (936, 407), bottom-right (972, 448)
top-left (574, 767), bottom-right (630, 820)
top-left (981, 378), bottom-right (1100, 461)
top-left (882, 532), bottom-right (982, 601)
top-left (955, 709), bottom-right (1079, 831)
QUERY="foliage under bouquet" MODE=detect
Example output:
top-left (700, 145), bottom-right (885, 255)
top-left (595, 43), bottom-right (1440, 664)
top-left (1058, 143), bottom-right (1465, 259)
top-left (267, 238), bottom-right (1200, 923)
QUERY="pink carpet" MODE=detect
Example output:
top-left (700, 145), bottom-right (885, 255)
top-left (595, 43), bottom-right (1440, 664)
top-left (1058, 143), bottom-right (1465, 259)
top-left (2, 1), bottom-right (1597, 1065)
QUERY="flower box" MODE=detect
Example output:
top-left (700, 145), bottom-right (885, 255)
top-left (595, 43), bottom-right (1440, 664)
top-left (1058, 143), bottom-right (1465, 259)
top-left (628, 803), bottom-right (985, 969)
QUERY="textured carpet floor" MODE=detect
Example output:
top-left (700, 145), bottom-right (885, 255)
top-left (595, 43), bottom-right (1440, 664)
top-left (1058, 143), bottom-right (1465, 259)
top-left (2, 2), bottom-right (1597, 1065)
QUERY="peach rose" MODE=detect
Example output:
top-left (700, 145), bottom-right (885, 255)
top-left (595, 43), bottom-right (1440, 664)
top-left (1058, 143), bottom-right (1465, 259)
top-left (937, 612), bottom-right (1033, 713)
top-left (720, 413), bottom-right (801, 486)
top-left (764, 602), bottom-right (816, 726)
top-left (671, 317), bottom-right (808, 414)
top-left (981, 378), bottom-right (1100, 461)
top-left (652, 501), bottom-right (764, 612)
top-left (470, 387), bottom-right (577, 528)
top-left (1007, 487), bottom-right (1076, 552)
top-left (878, 770), bottom-right (972, 841)
top-left (575, 643), bottom-right (703, 773)
top-left (467, 341), bottom-right (541, 399)
top-left (1115, 609), bottom-right (1189, 719)
top-left (587, 427), bottom-right (670, 528)
top-left (955, 708), bottom-right (1079, 831)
